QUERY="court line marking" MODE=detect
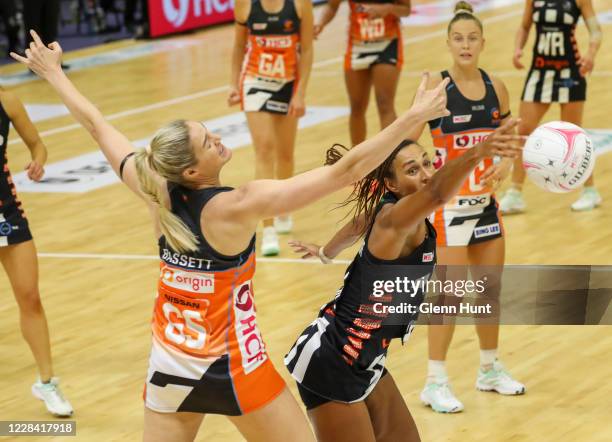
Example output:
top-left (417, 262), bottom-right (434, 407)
top-left (37, 252), bottom-right (351, 265)
top-left (313, 70), bottom-right (612, 77)
top-left (8, 8), bottom-right (522, 146)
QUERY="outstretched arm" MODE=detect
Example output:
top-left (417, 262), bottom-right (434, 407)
top-left (289, 213), bottom-right (367, 262)
top-left (225, 73), bottom-right (450, 224)
top-left (11, 31), bottom-right (158, 202)
top-left (368, 119), bottom-right (522, 260)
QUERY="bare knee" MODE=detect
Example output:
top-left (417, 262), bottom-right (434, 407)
top-left (254, 141), bottom-right (275, 163)
top-left (15, 288), bottom-right (43, 314)
top-left (349, 97), bottom-right (369, 118)
top-left (375, 93), bottom-right (396, 118)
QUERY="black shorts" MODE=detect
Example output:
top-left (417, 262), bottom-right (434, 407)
top-left (345, 38), bottom-right (402, 71)
top-left (241, 75), bottom-right (295, 115)
top-left (521, 66), bottom-right (586, 103)
top-left (0, 206), bottom-right (32, 247)
top-left (296, 368), bottom-right (389, 410)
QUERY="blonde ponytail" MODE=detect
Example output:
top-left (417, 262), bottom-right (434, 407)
top-left (134, 120), bottom-right (201, 254)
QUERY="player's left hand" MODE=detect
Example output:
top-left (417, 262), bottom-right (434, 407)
top-left (288, 95), bottom-right (306, 118)
top-left (481, 159), bottom-right (512, 191)
top-left (25, 160), bottom-right (45, 181)
top-left (578, 53), bottom-right (595, 77)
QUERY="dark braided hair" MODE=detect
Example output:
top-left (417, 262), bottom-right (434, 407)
top-left (325, 139), bottom-right (419, 235)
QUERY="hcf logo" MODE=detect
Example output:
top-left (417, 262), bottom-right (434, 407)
top-left (163, 0), bottom-right (235, 28)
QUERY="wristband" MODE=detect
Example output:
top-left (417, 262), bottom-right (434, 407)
top-left (318, 246), bottom-right (332, 264)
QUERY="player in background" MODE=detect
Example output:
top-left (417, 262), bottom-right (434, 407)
top-left (499, 0), bottom-right (603, 213)
top-left (229, 0), bottom-right (313, 255)
top-left (315, 0), bottom-right (411, 146)
top-left (0, 86), bottom-right (73, 417)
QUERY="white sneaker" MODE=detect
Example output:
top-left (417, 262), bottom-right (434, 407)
top-left (32, 377), bottom-right (74, 417)
top-left (420, 378), bottom-right (464, 413)
top-left (499, 188), bottom-right (526, 214)
top-left (274, 216), bottom-right (293, 234)
top-left (571, 188), bottom-right (602, 212)
top-left (261, 226), bottom-right (280, 256)
top-left (476, 361), bottom-right (526, 395)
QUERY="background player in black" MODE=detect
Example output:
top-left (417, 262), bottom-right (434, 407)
top-left (13, 31), bottom-right (451, 441)
top-left (0, 86), bottom-right (72, 416)
top-left (500, 0), bottom-right (603, 213)
top-left (286, 121), bottom-right (521, 441)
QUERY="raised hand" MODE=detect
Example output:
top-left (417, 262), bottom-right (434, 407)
top-left (475, 118), bottom-right (523, 159)
top-left (410, 72), bottom-right (451, 123)
top-left (10, 30), bottom-right (63, 79)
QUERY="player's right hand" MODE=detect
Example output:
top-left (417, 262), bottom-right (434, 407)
top-left (314, 23), bottom-right (325, 38)
top-left (409, 72), bottom-right (451, 122)
top-left (10, 30), bottom-right (63, 79)
top-left (227, 87), bottom-right (241, 106)
top-left (289, 240), bottom-right (321, 260)
top-left (477, 118), bottom-right (523, 159)
top-left (512, 48), bottom-right (524, 70)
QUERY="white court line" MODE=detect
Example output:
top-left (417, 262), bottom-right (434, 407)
top-left (313, 70), bottom-right (612, 77)
top-left (9, 8), bottom-right (522, 146)
top-left (37, 252), bottom-right (351, 265)
top-left (7, 85), bottom-right (229, 146)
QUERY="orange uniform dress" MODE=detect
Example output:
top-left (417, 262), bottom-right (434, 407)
top-left (143, 185), bottom-right (285, 415)
top-left (427, 70), bottom-right (506, 247)
top-left (345, 0), bottom-right (403, 71)
top-left (240, 0), bottom-right (300, 114)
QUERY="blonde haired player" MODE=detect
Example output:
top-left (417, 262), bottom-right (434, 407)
top-left (401, 1), bottom-right (526, 413)
top-left (13, 30), bottom-right (450, 441)
top-left (500, 0), bottom-right (603, 212)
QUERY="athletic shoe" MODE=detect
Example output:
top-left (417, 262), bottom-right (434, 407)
top-left (476, 361), bottom-right (526, 395)
top-left (420, 379), bottom-right (464, 413)
top-left (261, 226), bottom-right (280, 256)
top-left (571, 188), bottom-right (602, 212)
top-left (31, 377), bottom-right (73, 417)
top-left (274, 216), bottom-right (293, 234)
top-left (499, 188), bottom-right (526, 214)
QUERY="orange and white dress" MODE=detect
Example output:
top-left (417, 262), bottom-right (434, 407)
top-left (143, 185), bottom-right (285, 415)
top-left (345, 0), bottom-right (403, 71)
top-left (239, 0), bottom-right (300, 114)
top-left (427, 69), bottom-right (507, 247)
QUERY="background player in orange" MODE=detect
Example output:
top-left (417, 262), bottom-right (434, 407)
top-left (314, 0), bottom-right (411, 146)
top-left (229, 0), bottom-right (313, 256)
top-left (13, 30), bottom-right (450, 441)
top-left (0, 86), bottom-right (73, 417)
top-left (402, 2), bottom-right (525, 413)
top-left (499, 0), bottom-right (603, 213)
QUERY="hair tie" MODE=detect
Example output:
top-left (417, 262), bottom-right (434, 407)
top-left (455, 8), bottom-right (473, 15)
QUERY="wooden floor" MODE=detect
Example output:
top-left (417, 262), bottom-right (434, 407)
top-left (1, 1), bottom-right (611, 440)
